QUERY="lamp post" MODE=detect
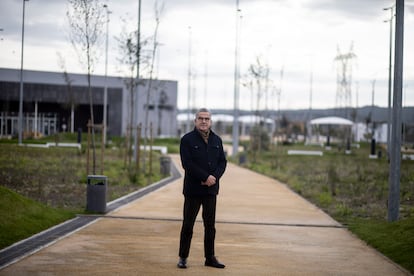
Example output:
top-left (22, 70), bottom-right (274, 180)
top-left (103, 4), bottom-right (111, 145)
top-left (232, 0), bottom-right (241, 157)
top-left (384, 5), bottom-right (394, 158)
top-left (18, 0), bottom-right (29, 144)
top-left (388, 0), bottom-right (404, 222)
top-left (133, 0), bottom-right (141, 165)
top-left (369, 79), bottom-right (376, 157)
top-left (187, 26), bottom-right (192, 133)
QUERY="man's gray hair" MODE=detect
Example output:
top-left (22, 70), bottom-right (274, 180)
top-left (195, 108), bottom-right (211, 118)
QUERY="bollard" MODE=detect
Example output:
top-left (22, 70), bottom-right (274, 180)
top-left (77, 128), bottom-right (82, 144)
top-left (370, 138), bottom-right (376, 155)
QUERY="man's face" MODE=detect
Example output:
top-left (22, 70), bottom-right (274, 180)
top-left (195, 111), bottom-right (212, 132)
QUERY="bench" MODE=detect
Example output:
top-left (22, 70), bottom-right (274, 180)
top-left (287, 150), bottom-right (323, 156)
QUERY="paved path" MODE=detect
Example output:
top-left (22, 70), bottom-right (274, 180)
top-left (0, 155), bottom-right (409, 275)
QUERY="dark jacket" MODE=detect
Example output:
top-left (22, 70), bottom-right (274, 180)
top-left (180, 127), bottom-right (227, 196)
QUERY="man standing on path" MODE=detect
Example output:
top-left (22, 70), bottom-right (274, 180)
top-left (177, 108), bottom-right (227, 269)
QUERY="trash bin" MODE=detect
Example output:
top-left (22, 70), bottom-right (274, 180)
top-left (86, 175), bottom-right (107, 213)
top-left (239, 154), bottom-right (246, 165)
top-left (377, 150), bottom-right (382, 159)
top-left (160, 156), bottom-right (171, 176)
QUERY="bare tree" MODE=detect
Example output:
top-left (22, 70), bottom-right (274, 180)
top-left (247, 55), bottom-right (270, 155)
top-left (67, 0), bottom-right (105, 174)
top-left (117, 29), bottom-right (138, 166)
top-left (248, 55), bottom-right (269, 117)
top-left (116, 17), bottom-right (150, 168)
top-left (57, 52), bottom-right (76, 134)
top-left (115, 2), bottom-right (163, 174)
top-left (142, 0), bottom-right (164, 173)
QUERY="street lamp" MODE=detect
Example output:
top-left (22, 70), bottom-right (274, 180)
top-left (384, 5), bottom-right (394, 157)
top-left (388, 0), bottom-right (404, 222)
top-left (103, 4), bottom-right (111, 145)
top-left (232, 0), bottom-right (241, 157)
top-left (187, 26), bottom-right (192, 133)
top-left (18, 0), bottom-right (29, 144)
top-left (133, 0), bottom-right (142, 166)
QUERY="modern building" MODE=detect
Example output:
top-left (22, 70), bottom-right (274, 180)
top-left (0, 68), bottom-right (178, 139)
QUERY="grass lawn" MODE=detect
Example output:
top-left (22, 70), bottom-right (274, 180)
top-left (0, 135), bottom-right (172, 249)
top-left (0, 186), bottom-right (75, 249)
top-left (234, 141), bottom-right (414, 273)
top-left (347, 217), bottom-right (414, 273)
top-left (1, 136), bottom-right (413, 273)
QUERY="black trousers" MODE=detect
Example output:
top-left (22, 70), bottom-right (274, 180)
top-left (179, 195), bottom-right (217, 259)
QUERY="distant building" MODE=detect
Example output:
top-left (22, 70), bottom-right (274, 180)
top-left (0, 68), bottom-right (178, 139)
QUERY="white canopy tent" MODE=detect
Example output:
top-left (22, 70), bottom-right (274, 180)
top-left (310, 116), bottom-right (353, 126)
top-left (177, 113), bottom-right (275, 138)
top-left (308, 116), bottom-right (354, 148)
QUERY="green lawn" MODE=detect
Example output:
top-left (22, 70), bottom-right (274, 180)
top-left (348, 217), bottom-right (414, 272)
top-left (0, 137), bottom-right (173, 249)
top-left (0, 186), bottom-right (75, 249)
top-left (1, 138), bottom-right (413, 273)
top-left (234, 141), bottom-right (414, 273)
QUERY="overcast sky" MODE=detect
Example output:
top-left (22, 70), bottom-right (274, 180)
top-left (0, 0), bottom-right (413, 111)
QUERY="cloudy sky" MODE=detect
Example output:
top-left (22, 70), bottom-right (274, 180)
top-left (0, 0), bottom-right (413, 111)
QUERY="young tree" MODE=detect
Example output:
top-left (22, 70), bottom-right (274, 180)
top-left (248, 56), bottom-right (269, 116)
top-left (117, 29), bottom-right (139, 166)
top-left (247, 55), bottom-right (270, 156)
top-left (143, 0), bottom-right (164, 173)
top-left (115, 16), bottom-right (150, 168)
top-left (67, 0), bottom-right (105, 174)
top-left (57, 52), bottom-right (76, 134)
top-left (116, 1), bottom-right (164, 174)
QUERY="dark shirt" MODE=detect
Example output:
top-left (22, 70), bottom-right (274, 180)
top-left (180, 127), bottom-right (227, 196)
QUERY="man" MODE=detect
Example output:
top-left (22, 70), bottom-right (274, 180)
top-left (177, 108), bottom-right (227, 269)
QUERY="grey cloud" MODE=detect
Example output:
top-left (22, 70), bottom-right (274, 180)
top-left (0, 1), bottom-right (66, 43)
top-left (304, 0), bottom-right (395, 21)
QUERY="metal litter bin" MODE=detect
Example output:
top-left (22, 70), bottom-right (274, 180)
top-left (86, 175), bottom-right (107, 213)
top-left (160, 156), bottom-right (171, 176)
top-left (239, 154), bottom-right (246, 165)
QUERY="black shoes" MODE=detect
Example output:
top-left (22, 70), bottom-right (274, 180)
top-left (177, 256), bottom-right (225, 269)
top-left (177, 257), bottom-right (187, 269)
top-left (205, 256), bottom-right (225, 269)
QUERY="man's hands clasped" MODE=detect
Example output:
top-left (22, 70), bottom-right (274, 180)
top-left (201, 175), bottom-right (216, 187)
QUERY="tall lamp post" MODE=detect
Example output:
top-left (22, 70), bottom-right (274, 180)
top-left (133, 0), bottom-right (141, 165)
top-left (18, 0), bottom-right (29, 144)
top-left (384, 5), bottom-right (394, 158)
top-left (388, 0), bottom-right (404, 222)
top-left (103, 4), bottom-right (111, 145)
top-left (232, 0), bottom-right (241, 157)
top-left (186, 26), bottom-right (192, 133)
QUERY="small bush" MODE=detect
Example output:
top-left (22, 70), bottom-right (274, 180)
top-left (334, 203), bottom-right (353, 218)
top-left (317, 192), bottom-right (333, 207)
